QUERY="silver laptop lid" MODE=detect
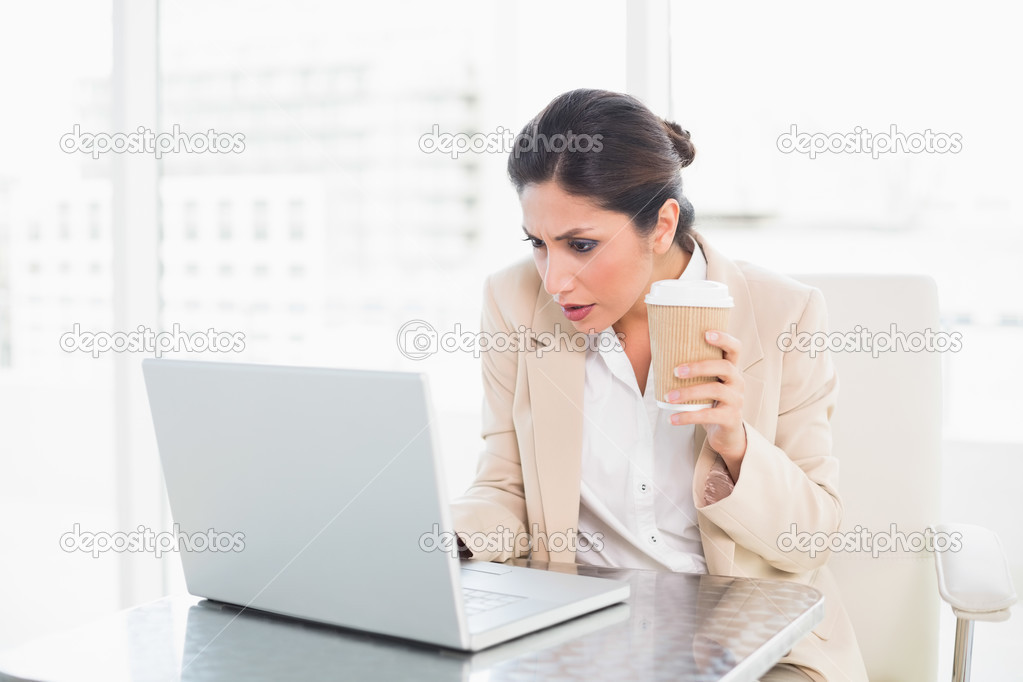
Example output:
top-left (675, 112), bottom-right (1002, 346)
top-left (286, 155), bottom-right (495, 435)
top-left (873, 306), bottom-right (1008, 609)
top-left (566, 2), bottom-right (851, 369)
top-left (142, 358), bottom-right (470, 648)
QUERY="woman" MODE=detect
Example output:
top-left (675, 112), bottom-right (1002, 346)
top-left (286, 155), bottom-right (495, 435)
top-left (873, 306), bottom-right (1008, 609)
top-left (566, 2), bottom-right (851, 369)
top-left (450, 89), bottom-right (868, 682)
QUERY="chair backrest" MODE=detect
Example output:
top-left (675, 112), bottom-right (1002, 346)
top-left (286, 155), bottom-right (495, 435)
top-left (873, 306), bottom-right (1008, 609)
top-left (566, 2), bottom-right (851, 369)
top-left (791, 274), bottom-right (943, 682)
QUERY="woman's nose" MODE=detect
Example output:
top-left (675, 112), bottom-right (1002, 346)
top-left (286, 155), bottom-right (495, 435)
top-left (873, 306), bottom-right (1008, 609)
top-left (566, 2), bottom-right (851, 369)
top-left (542, 253), bottom-right (575, 299)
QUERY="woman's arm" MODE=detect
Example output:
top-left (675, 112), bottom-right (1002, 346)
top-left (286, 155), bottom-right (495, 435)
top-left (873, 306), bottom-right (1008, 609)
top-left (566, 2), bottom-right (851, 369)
top-left (449, 274), bottom-right (529, 563)
top-left (695, 287), bottom-right (843, 573)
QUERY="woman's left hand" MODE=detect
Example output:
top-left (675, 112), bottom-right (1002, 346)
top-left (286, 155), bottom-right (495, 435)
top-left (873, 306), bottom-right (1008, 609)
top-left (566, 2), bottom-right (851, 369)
top-left (664, 330), bottom-right (747, 478)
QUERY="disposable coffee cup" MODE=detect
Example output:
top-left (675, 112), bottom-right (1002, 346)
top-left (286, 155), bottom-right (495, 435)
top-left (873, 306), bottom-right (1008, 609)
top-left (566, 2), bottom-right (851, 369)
top-left (645, 280), bottom-right (734, 412)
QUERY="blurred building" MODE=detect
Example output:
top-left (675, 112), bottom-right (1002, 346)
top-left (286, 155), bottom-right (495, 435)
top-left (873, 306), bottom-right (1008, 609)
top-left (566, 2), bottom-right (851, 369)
top-left (5, 55), bottom-right (484, 369)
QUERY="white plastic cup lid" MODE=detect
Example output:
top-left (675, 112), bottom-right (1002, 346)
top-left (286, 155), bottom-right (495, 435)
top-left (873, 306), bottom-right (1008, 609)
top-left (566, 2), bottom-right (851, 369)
top-left (644, 279), bottom-right (733, 307)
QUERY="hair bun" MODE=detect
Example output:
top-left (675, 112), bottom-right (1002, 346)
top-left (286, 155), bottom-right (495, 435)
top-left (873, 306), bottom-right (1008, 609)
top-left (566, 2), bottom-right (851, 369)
top-left (661, 119), bottom-right (695, 168)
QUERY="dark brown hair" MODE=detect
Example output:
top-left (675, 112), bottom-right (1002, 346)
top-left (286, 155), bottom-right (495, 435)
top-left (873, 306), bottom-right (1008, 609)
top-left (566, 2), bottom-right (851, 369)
top-left (507, 88), bottom-right (696, 252)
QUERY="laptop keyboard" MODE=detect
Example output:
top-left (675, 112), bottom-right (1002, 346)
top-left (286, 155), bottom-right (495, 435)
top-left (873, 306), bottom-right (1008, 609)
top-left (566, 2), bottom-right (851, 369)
top-left (461, 587), bottom-right (525, 616)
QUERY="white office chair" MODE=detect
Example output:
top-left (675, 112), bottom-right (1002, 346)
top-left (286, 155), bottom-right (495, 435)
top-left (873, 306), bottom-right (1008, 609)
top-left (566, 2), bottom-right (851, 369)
top-left (792, 274), bottom-right (1017, 681)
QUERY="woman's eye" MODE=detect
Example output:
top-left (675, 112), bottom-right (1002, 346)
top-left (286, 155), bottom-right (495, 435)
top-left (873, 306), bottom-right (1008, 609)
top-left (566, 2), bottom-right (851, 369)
top-left (521, 236), bottom-right (596, 253)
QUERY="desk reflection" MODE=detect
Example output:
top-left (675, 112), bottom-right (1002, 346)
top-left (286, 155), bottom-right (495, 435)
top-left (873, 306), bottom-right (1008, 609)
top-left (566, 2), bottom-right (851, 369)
top-left (0, 562), bottom-right (820, 682)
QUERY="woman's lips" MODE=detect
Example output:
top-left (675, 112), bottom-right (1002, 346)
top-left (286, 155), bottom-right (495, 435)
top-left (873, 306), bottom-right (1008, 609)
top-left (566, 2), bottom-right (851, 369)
top-left (561, 304), bottom-right (595, 321)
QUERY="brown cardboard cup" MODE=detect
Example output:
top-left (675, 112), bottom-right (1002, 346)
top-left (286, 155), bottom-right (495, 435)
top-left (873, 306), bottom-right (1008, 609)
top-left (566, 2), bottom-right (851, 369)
top-left (645, 280), bottom-right (734, 412)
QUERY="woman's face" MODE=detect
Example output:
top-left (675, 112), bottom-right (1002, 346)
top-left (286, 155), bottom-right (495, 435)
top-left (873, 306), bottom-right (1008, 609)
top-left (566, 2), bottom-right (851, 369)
top-left (519, 181), bottom-right (684, 335)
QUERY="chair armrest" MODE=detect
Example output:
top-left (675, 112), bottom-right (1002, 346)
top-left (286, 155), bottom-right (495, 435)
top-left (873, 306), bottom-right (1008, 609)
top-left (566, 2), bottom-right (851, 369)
top-left (930, 523), bottom-right (1017, 622)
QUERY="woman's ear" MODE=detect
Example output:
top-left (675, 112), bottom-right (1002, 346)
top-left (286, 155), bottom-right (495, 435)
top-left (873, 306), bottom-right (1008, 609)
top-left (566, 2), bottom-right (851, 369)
top-left (651, 198), bottom-right (681, 255)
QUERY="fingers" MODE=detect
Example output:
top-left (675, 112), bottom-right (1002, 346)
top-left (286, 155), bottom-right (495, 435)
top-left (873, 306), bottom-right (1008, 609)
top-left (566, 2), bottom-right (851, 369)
top-left (704, 330), bottom-right (740, 364)
top-left (669, 404), bottom-right (741, 426)
top-left (673, 358), bottom-right (740, 385)
top-left (663, 382), bottom-right (743, 425)
top-left (672, 331), bottom-right (742, 383)
top-left (663, 381), bottom-right (729, 405)
top-left (666, 332), bottom-right (748, 460)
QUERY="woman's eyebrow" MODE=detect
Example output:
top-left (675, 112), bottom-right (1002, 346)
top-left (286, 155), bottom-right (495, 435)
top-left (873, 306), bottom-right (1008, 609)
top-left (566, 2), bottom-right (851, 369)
top-left (521, 225), bottom-right (597, 241)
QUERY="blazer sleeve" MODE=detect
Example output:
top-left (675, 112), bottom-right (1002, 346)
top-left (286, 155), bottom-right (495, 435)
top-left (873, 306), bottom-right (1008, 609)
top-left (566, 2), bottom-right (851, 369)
top-left (695, 287), bottom-right (843, 573)
top-left (449, 273), bottom-right (529, 563)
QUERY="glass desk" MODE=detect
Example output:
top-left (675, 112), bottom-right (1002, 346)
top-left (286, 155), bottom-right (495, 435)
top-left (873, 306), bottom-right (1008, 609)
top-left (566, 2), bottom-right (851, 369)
top-left (0, 559), bottom-right (822, 681)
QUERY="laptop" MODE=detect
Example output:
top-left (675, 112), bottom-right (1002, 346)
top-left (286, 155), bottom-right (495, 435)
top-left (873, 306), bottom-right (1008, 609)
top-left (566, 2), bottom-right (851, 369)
top-left (141, 358), bottom-right (630, 651)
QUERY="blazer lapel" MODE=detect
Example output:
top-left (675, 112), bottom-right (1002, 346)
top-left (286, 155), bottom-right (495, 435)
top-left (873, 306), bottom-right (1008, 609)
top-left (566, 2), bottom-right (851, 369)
top-left (693, 231), bottom-right (768, 573)
top-left (697, 230), bottom-right (767, 434)
top-left (523, 284), bottom-right (587, 561)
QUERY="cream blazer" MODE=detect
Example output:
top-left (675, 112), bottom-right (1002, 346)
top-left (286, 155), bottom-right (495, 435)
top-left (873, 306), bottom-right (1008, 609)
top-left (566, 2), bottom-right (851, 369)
top-left (450, 230), bottom-right (868, 681)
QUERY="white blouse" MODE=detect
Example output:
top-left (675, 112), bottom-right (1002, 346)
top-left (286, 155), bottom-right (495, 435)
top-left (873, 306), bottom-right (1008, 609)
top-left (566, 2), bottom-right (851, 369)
top-left (575, 234), bottom-right (709, 574)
